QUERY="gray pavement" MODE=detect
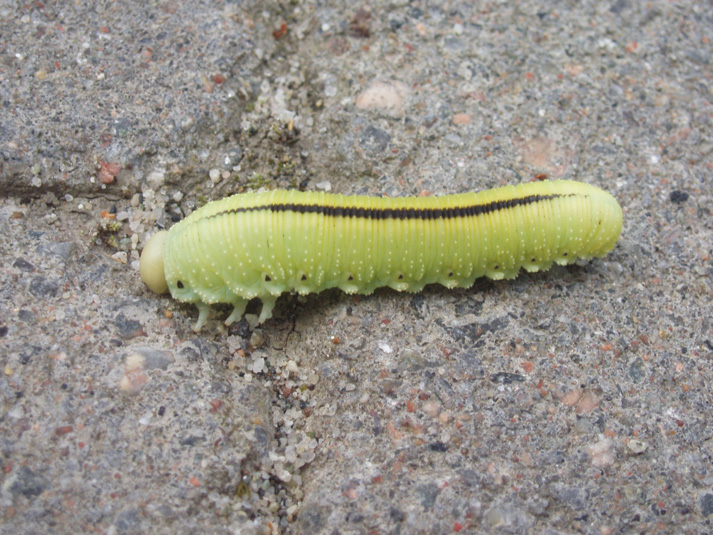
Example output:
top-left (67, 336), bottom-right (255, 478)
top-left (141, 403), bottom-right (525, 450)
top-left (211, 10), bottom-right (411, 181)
top-left (1, 1), bottom-right (712, 534)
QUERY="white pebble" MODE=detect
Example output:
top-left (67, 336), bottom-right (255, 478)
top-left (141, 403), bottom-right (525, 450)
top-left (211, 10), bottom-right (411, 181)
top-left (355, 79), bottom-right (410, 116)
top-left (147, 169), bottom-right (165, 187)
top-left (139, 413), bottom-right (152, 426)
top-left (378, 342), bottom-right (393, 354)
top-left (7, 405), bottom-right (24, 419)
top-left (251, 357), bottom-right (265, 373)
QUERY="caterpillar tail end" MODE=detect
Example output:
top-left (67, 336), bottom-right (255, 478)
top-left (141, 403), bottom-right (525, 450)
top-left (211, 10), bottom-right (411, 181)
top-left (140, 231), bottom-right (169, 294)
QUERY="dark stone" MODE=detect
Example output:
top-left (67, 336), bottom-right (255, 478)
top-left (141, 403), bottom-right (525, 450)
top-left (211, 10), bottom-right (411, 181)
top-left (389, 18), bottom-right (404, 31)
top-left (490, 372), bottom-right (525, 384)
top-left (18, 344), bottom-right (41, 366)
top-left (416, 482), bottom-right (441, 509)
top-left (179, 343), bottom-right (201, 362)
top-left (133, 347), bottom-right (173, 370)
top-left (8, 466), bottom-right (49, 499)
top-left (360, 125), bottom-right (391, 153)
top-left (701, 493), bottom-right (713, 516)
top-left (429, 441), bottom-right (448, 452)
top-left (389, 507), bottom-right (405, 522)
top-left (609, 0), bottom-right (629, 14)
top-left (18, 308), bottom-right (36, 322)
top-left (628, 357), bottom-right (645, 383)
top-left (670, 190), bottom-right (689, 203)
top-left (439, 316), bottom-right (509, 343)
top-left (296, 505), bottom-right (331, 532)
top-left (114, 313), bottom-right (145, 339)
top-left (456, 350), bottom-right (485, 377)
top-left (180, 434), bottom-right (204, 447)
top-left (455, 297), bottom-right (484, 316)
top-left (252, 425), bottom-right (270, 458)
top-left (114, 508), bottom-right (142, 535)
top-left (409, 294), bottom-right (426, 316)
top-left (36, 241), bottom-right (74, 261)
top-left (13, 258), bottom-right (35, 272)
top-left (29, 277), bottom-right (60, 298)
top-left (228, 317), bottom-right (251, 338)
top-left (83, 265), bottom-right (108, 284)
top-left (347, 512), bottom-right (364, 523)
top-left (459, 468), bottom-right (483, 487)
top-left (550, 483), bottom-right (588, 511)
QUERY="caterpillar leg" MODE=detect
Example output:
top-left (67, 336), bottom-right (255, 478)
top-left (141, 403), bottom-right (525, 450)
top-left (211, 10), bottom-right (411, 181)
top-left (193, 302), bottom-right (210, 332)
top-left (225, 298), bottom-right (248, 326)
top-left (258, 296), bottom-right (277, 324)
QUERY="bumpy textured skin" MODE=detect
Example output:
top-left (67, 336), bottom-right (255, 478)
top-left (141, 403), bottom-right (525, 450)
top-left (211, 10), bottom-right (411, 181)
top-left (156, 180), bottom-right (622, 329)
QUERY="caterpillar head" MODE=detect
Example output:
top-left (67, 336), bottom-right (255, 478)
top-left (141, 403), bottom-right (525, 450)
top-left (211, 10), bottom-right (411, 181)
top-left (140, 230), bottom-right (202, 304)
top-left (139, 231), bottom-right (169, 294)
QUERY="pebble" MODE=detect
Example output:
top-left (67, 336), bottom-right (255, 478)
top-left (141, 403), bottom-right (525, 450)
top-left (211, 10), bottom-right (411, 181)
top-left (360, 125), bottom-right (391, 153)
top-left (444, 133), bottom-right (464, 146)
top-left (575, 392), bottom-right (601, 414)
top-left (700, 493), bottom-right (713, 517)
top-left (626, 439), bottom-right (648, 454)
top-left (422, 401), bottom-right (440, 418)
top-left (119, 353), bottom-right (149, 394)
top-left (453, 113), bottom-right (471, 125)
top-left (7, 404), bottom-right (23, 418)
top-left (355, 79), bottom-right (410, 116)
top-left (147, 169), bottom-right (165, 188)
top-left (378, 342), bottom-right (393, 354)
top-left (587, 436), bottom-right (616, 467)
top-left (250, 357), bottom-right (266, 374)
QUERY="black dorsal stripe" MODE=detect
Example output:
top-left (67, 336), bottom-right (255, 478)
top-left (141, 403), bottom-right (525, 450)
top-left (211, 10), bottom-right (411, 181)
top-left (208, 193), bottom-right (569, 221)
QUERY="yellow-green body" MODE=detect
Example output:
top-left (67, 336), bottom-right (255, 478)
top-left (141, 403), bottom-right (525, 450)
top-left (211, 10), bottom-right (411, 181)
top-left (140, 180), bottom-right (623, 329)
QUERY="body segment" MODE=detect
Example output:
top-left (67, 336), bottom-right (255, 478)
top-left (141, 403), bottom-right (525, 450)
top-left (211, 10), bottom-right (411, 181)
top-left (139, 180), bottom-right (623, 329)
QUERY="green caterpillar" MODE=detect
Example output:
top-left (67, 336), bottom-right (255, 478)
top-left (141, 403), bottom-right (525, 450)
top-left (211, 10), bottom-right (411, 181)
top-left (139, 180), bottom-right (623, 330)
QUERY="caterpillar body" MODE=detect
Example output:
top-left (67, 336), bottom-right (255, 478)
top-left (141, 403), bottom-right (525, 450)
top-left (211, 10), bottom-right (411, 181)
top-left (139, 180), bottom-right (623, 330)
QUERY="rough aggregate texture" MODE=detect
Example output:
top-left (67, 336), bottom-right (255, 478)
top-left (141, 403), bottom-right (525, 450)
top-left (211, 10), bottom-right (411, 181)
top-left (1, 0), bottom-right (713, 534)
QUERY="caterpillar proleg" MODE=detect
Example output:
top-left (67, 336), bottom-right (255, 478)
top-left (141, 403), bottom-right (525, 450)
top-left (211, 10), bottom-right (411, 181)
top-left (139, 180), bottom-right (623, 330)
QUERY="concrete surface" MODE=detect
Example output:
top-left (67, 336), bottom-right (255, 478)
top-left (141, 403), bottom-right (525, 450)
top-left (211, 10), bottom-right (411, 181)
top-left (1, 0), bottom-right (712, 534)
